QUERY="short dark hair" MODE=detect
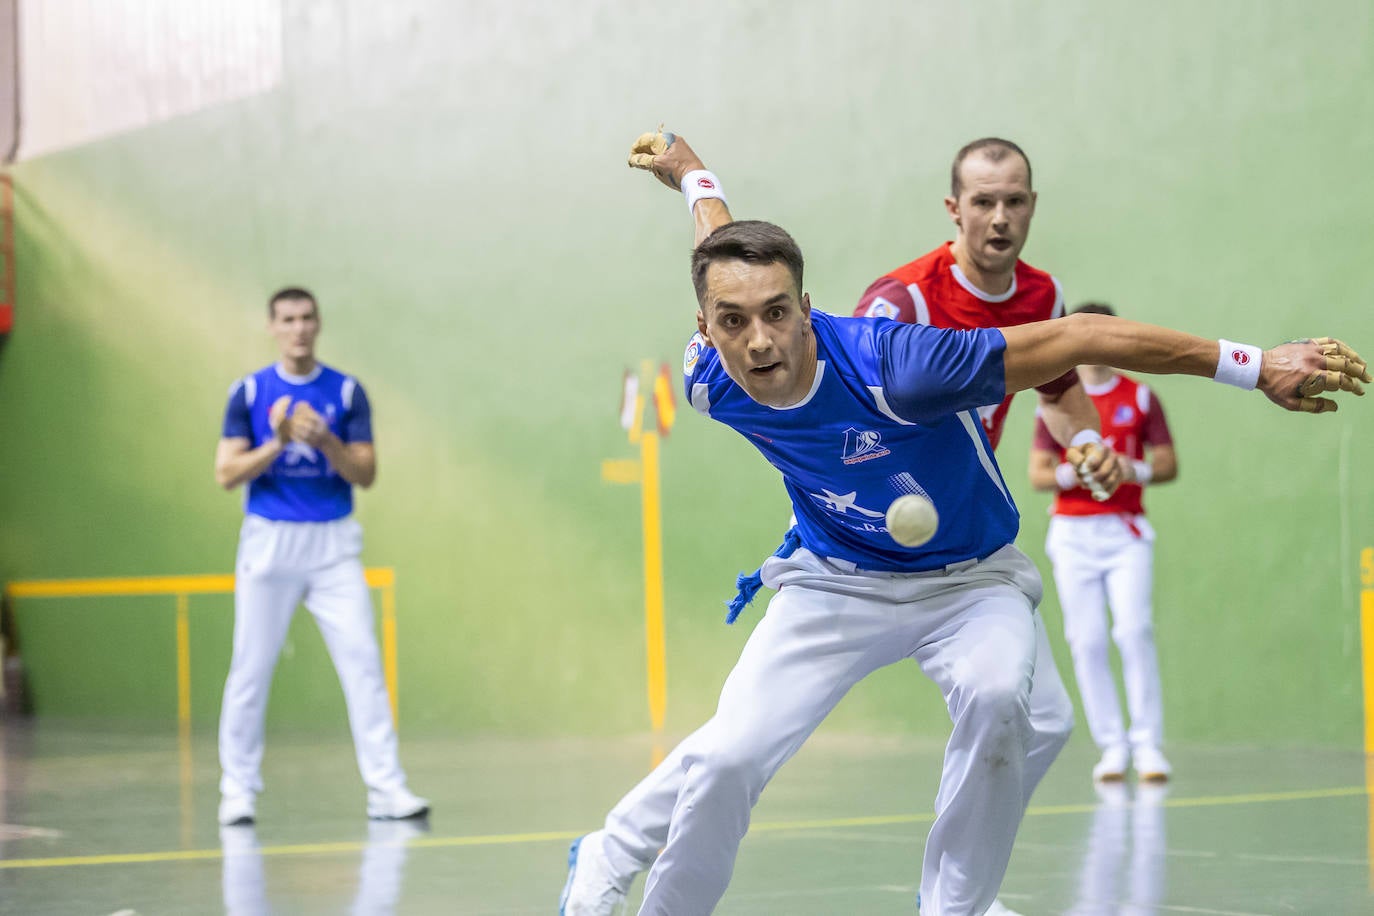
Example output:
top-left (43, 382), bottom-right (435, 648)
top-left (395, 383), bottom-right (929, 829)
top-left (1070, 301), bottom-right (1117, 317)
top-left (690, 220), bottom-right (805, 304)
top-left (951, 138), bottom-right (1033, 197)
top-left (268, 286), bottom-right (317, 318)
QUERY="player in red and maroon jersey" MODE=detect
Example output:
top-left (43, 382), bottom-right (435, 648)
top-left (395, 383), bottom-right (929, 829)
top-left (854, 138), bottom-right (1103, 455)
top-left (1029, 302), bottom-right (1179, 784)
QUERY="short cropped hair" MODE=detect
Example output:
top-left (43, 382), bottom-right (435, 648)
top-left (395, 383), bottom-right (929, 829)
top-left (691, 220), bottom-right (805, 305)
top-left (1070, 301), bottom-right (1117, 317)
top-left (951, 138), bottom-right (1033, 197)
top-left (268, 286), bottom-right (317, 318)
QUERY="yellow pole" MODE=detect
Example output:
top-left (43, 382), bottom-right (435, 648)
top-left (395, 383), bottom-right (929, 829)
top-left (1361, 547), bottom-right (1373, 891)
top-left (175, 593), bottom-right (193, 848)
top-left (1363, 547), bottom-right (1374, 755)
top-left (176, 594), bottom-right (191, 730)
top-left (382, 584), bottom-right (399, 727)
top-left (641, 431), bottom-right (667, 734)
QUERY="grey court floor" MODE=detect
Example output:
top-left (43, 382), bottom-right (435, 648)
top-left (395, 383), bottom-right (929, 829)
top-left (0, 719), bottom-right (1371, 914)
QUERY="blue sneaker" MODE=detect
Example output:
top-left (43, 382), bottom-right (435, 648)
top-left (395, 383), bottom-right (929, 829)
top-left (560, 831), bottom-right (626, 915)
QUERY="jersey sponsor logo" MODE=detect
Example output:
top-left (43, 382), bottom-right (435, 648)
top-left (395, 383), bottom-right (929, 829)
top-left (1112, 404), bottom-right (1136, 425)
top-left (841, 427), bottom-right (891, 465)
top-left (863, 297), bottom-right (899, 319)
top-left (684, 333), bottom-right (704, 374)
top-left (1231, 349), bottom-right (1251, 366)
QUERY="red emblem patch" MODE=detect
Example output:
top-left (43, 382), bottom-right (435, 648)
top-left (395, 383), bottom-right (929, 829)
top-left (696, 177), bottom-right (716, 189)
top-left (1232, 350), bottom-right (1250, 366)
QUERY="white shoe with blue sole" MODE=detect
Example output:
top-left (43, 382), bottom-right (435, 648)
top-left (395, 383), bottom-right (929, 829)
top-left (560, 831), bottom-right (627, 916)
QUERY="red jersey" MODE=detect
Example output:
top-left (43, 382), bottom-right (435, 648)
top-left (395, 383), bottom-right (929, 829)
top-left (854, 242), bottom-right (1064, 449)
top-left (1032, 374), bottom-right (1173, 517)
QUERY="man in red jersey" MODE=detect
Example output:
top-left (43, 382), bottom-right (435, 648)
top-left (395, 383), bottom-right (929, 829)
top-left (1029, 302), bottom-right (1178, 784)
top-left (853, 137), bottom-right (1097, 452)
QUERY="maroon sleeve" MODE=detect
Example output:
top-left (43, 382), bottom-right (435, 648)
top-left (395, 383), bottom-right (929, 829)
top-left (1034, 367), bottom-right (1081, 397)
top-left (1031, 414), bottom-right (1060, 452)
top-left (854, 276), bottom-right (919, 322)
top-left (1141, 389), bottom-right (1174, 446)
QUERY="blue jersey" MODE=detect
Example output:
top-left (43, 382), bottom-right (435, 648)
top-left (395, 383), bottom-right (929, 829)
top-left (221, 363), bottom-right (372, 522)
top-left (684, 311), bottom-right (1019, 572)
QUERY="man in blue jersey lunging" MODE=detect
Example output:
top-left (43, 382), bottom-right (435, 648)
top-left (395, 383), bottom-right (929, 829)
top-left (561, 208), bottom-right (1365, 915)
top-left (213, 287), bottom-right (428, 826)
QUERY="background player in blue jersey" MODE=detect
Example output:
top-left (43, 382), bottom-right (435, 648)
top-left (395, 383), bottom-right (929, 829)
top-left (213, 287), bottom-right (428, 827)
top-left (561, 217), bottom-right (1365, 916)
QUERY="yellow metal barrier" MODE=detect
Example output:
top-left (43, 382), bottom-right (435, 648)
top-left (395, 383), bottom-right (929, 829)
top-left (3, 568), bottom-right (401, 727)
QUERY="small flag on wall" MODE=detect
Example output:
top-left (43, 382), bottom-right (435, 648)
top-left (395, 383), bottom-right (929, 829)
top-left (619, 369), bottom-right (639, 431)
top-left (653, 362), bottom-right (677, 436)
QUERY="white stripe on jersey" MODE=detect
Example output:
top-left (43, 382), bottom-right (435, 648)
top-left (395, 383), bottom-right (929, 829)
top-left (867, 386), bottom-right (916, 426)
top-left (342, 376), bottom-right (356, 410)
top-left (1050, 276), bottom-right (1065, 319)
top-left (691, 382), bottom-right (712, 417)
top-left (244, 375), bottom-right (257, 407)
top-left (1136, 382), bottom-right (1151, 413)
top-left (957, 410), bottom-right (1014, 508)
top-left (906, 282), bottom-right (932, 325)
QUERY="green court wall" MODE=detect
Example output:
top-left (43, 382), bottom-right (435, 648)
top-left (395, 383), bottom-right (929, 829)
top-left (0, 1), bottom-right (1370, 747)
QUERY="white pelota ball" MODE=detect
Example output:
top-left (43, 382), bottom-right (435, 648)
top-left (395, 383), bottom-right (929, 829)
top-left (885, 493), bottom-right (939, 547)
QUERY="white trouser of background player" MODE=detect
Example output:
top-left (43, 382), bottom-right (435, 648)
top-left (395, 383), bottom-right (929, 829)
top-left (1045, 513), bottom-right (1163, 753)
top-left (600, 591), bottom-right (1074, 908)
top-left (607, 545), bottom-right (1066, 916)
top-left (219, 515), bottom-right (407, 799)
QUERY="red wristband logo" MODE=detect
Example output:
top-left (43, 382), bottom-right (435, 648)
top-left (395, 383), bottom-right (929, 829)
top-left (696, 177), bottom-right (716, 189)
top-left (1232, 350), bottom-right (1250, 366)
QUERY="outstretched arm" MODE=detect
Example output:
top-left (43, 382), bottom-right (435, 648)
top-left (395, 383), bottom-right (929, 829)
top-left (628, 130), bottom-right (733, 246)
top-left (1001, 313), bottom-right (1369, 413)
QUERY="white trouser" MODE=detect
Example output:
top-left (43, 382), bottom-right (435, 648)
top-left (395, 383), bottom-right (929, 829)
top-left (607, 545), bottom-right (1070, 916)
top-left (600, 572), bottom-right (1074, 913)
top-left (218, 515), bottom-right (406, 798)
top-left (1045, 514), bottom-right (1163, 752)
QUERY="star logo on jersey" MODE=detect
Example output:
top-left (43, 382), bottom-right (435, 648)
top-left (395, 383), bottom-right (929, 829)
top-left (1112, 404), bottom-right (1135, 425)
top-left (283, 441), bottom-right (318, 466)
top-left (808, 489), bottom-right (886, 519)
top-left (841, 428), bottom-right (891, 465)
top-left (863, 297), bottom-right (900, 320)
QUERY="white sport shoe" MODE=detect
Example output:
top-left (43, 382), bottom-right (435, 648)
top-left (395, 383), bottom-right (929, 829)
top-left (1092, 744), bottom-right (1130, 782)
top-left (366, 787), bottom-right (430, 820)
top-left (560, 831), bottom-right (627, 916)
top-left (984, 901), bottom-right (1025, 916)
top-left (1133, 745), bottom-right (1172, 782)
top-left (218, 794), bottom-right (256, 826)
top-left (917, 893), bottom-right (1022, 915)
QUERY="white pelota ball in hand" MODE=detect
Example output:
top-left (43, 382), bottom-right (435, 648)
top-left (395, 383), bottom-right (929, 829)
top-left (885, 494), bottom-right (939, 547)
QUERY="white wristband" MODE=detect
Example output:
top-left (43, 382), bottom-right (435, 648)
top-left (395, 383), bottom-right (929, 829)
top-left (1215, 340), bottom-right (1262, 390)
top-left (1054, 463), bottom-right (1080, 490)
top-left (682, 170), bottom-right (728, 214)
top-left (1132, 460), bottom-right (1153, 485)
top-left (1069, 429), bottom-right (1103, 449)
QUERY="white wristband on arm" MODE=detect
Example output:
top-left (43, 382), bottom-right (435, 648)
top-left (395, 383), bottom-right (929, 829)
top-left (1054, 462), bottom-right (1080, 490)
top-left (1132, 460), bottom-right (1153, 485)
top-left (1215, 340), bottom-right (1263, 390)
top-left (681, 170), bottom-right (728, 213)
